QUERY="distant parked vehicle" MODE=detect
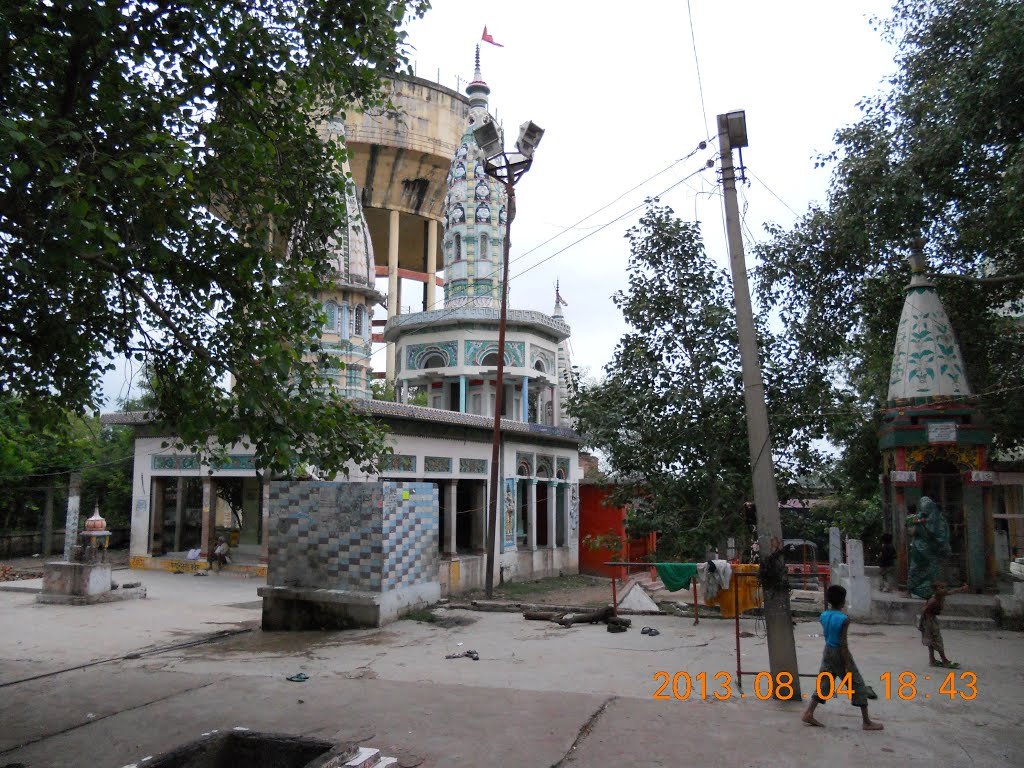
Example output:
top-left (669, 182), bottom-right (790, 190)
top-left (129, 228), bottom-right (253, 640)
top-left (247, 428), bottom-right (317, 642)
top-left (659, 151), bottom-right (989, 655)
top-left (783, 539), bottom-right (824, 590)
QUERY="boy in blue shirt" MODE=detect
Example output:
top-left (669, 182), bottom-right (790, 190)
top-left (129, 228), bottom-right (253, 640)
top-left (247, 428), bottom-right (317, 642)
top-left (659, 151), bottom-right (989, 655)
top-left (802, 584), bottom-right (883, 730)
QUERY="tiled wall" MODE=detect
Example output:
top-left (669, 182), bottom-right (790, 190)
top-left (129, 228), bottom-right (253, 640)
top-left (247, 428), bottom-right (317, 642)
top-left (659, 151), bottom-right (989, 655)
top-left (267, 481), bottom-right (438, 593)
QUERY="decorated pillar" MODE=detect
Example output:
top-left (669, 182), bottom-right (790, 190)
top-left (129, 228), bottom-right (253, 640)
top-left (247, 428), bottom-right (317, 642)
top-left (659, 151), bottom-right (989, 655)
top-left (63, 473), bottom-right (81, 561)
top-left (150, 478), bottom-right (165, 556)
top-left (444, 480), bottom-right (458, 556)
top-left (546, 481), bottom-right (558, 549)
top-left (527, 479), bottom-right (538, 550)
top-left (200, 475), bottom-right (215, 557)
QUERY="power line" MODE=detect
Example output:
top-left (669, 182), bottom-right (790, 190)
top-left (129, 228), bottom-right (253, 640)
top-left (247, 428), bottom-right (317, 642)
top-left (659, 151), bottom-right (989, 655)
top-left (747, 169), bottom-right (801, 218)
top-left (686, 0), bottom-right (711, 139)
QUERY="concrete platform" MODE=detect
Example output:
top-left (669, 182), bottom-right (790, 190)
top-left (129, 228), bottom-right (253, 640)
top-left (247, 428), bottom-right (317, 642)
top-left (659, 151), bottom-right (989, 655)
top-left (1, 568), bottom-right (1023, 767)
top-left (35, 585), bottom-right (147, 605)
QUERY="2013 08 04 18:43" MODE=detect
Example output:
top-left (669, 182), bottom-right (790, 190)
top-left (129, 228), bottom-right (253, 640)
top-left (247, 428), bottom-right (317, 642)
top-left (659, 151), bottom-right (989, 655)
top-left (652, 670), bottom-right (978, 701)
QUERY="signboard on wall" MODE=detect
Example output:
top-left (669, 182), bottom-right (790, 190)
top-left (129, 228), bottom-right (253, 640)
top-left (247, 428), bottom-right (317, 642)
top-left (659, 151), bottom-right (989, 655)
top-left (890, 470), bottom-right (920, 486)
top-left (926, 421), bottom-right (957, 444)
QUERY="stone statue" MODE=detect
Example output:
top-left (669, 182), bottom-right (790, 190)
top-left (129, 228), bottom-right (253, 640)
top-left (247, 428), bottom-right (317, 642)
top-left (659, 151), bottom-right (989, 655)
top-left (906, 496), bottom-right (951, 599)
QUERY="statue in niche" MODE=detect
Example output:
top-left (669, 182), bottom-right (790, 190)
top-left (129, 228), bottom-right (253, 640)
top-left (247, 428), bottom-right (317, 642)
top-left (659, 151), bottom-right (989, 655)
top-left (906, 496), bottom-right (951, 599)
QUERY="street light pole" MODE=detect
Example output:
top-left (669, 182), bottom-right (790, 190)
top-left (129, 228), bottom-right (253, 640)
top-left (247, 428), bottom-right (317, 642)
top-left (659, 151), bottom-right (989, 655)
top-left (475, 120), bottom-right (543, 599)
top-left (717, 110), bottom-right (801, 699)
top-left (484, 177), bottom-right (515, 598)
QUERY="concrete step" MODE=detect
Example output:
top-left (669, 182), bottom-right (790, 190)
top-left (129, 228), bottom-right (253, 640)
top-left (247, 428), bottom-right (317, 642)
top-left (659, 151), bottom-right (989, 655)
top-left (941, 596), bottom-right (999, 619)
top-left (937, 615), bottom-right (998, 631)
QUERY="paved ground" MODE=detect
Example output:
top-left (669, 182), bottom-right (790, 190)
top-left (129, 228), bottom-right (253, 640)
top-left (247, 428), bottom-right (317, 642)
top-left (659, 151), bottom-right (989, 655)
top-left (1, 570), bottom-right (1021, 768)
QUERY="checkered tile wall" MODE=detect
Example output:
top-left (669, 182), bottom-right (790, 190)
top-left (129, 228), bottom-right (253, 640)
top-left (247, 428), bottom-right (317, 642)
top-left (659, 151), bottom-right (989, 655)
top-left (267, 481), bottom-right (438, 594)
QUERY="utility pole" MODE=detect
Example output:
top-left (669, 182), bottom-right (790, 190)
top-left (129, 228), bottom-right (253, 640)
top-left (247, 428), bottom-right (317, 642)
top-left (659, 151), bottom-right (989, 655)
top-left (717, 110), bottom-right (801, 699)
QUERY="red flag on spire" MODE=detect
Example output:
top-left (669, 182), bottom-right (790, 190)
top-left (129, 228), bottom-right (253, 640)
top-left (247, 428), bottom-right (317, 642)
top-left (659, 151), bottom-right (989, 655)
top-left (481, 26), bottom-right (504, 47)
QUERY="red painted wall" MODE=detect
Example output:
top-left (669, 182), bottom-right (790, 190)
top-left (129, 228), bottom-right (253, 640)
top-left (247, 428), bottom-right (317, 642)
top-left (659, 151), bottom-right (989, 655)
top-left (578, 484), bottom-right (656, 578)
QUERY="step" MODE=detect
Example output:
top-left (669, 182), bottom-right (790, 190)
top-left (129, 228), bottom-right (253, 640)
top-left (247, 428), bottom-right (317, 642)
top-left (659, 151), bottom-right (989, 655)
top-left (936, 615), bottom-right (997, 631)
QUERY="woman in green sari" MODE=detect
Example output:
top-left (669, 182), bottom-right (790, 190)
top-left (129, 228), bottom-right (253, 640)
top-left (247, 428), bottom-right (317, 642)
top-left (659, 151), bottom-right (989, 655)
top-left (906, 496), bottom-right (951, 599)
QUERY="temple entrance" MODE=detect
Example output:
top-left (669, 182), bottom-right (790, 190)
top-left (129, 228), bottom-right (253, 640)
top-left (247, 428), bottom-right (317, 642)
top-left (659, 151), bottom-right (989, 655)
top-left (921, 461), bottom-right (965, 584)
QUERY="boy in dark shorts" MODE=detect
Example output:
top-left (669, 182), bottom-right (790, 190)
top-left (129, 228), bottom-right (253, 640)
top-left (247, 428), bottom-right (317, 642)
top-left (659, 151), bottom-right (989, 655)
top-left (802, 584), bottom-right (883, 730)
top-left (920, 581), bottom-right (968, 668)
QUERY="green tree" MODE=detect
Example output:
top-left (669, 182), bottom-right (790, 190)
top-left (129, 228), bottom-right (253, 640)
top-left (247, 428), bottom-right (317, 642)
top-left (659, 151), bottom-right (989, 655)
top-left (569, 204), bottom-right (830, 560)
top-left (1, 0), bottom-right (425, 474)
top-left (756, 0), bottom-right (1024, 474)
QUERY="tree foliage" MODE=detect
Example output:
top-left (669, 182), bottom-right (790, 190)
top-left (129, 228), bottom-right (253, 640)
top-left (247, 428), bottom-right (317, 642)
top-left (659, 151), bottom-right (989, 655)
top-left (756, 0), bottom-right (1024, 464)
top-left (569, 205), bottom-right (830, 559)
top-left (1, 0), bottom-right (425, 474)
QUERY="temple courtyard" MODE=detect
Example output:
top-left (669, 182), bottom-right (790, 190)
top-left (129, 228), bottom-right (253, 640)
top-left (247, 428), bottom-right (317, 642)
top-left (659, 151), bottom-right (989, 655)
top-left (0, 569), bottom-right (1021, 767)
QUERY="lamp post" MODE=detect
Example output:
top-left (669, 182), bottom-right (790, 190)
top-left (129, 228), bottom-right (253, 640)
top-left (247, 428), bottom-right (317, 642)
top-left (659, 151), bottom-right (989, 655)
top-left (473, 118), bottom-right (544, 598)
top-left (717, 110), bottom-right (801, 698)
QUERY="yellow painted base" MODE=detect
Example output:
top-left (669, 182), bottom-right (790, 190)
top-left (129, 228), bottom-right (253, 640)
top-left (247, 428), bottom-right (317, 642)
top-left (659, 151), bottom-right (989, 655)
top-left (129, 555), bottom-right (266, 578)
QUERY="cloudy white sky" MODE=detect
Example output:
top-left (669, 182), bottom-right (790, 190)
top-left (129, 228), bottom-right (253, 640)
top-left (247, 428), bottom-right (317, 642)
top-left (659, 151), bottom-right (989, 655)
top-left (396, 0), bottom-right (899, 378)
top-left (103, 1), bottom-right (901, 404)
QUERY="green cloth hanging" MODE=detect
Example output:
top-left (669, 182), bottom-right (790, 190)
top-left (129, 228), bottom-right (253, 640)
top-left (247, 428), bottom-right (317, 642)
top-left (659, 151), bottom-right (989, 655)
top-left (654, 562), bottom-right (699, 592)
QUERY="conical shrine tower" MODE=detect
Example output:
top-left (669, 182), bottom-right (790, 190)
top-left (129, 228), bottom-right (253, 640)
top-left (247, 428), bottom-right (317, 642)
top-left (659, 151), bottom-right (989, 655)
top-left (382, 50), bottom-right (572, 429)
top-left (878, 251), bottom-right (995, 590)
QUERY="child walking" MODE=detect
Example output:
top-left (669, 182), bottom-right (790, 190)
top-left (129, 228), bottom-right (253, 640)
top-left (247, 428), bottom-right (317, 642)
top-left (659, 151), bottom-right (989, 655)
top-left (920, 581), bottom-right (968, 668)
top-left (802, 584), bottom-right (883, 730)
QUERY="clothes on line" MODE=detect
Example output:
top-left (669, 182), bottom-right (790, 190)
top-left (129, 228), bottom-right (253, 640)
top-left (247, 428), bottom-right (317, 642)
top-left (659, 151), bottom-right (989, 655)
top-left (653, 562), bottom-right (699, 592)
top-left (700, 559), bottom-right (732, 601)
top-left (704, 563), bottom-right (762, 618)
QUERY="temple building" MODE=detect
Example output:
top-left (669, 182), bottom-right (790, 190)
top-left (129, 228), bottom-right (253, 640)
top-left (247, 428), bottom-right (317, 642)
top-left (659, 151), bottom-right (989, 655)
top-left (878, 252), bottom-right (1022, 590)
top-left (104, 56), bottom-right (581, 597)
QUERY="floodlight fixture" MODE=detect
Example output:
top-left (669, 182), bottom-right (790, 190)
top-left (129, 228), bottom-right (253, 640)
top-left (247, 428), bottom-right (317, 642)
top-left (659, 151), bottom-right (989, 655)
top-left (515, 121), bottom-right (545, 158)
top-left (472, 118), bottom-right (503, 158)
top-left (722, 110), bottom-right (748, 149)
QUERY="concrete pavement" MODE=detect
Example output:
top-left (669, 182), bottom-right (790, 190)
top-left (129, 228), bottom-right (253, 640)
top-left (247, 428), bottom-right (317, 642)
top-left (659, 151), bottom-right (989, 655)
top-left (0, 570), bottom-right (1021, 767)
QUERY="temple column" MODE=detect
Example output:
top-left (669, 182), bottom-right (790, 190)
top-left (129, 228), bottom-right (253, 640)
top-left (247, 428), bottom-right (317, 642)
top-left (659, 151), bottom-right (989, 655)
top-left (426, 219), bottom-right (438, 311)
top-left (472, 481), bottom-right (487, 552)
top-left (386, 209), bottom-right (400, 382)
top-left (521, 376), bottom-right (529, 422)
top-left (200, 476), bottom-right (215, 557)
top-left (150, 478), bottom-right (165, 556)
top-left (561, 482), bottom-right (572, 547)
top-left (260, 477), bottom-right (271, 564)
top-left (173, 477), bottom-right (186, 552)
top-left (459, 375), bottom-right (467, 413)
top-left (63, 473), bottom-right (81, 561)
top-left (444, 480), bottom-right (458, 556)
top-left (547, 481), bottom-right (558, 550)
top-left (527, 479), bottom-right (538, 550)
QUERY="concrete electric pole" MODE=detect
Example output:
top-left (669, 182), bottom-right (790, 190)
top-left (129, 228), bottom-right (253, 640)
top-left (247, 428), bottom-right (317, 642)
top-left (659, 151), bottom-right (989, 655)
top-left (717, 110), bottom-right (801, 699)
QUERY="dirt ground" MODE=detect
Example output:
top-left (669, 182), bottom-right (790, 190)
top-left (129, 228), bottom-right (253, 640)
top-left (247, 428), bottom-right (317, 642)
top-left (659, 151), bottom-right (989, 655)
top-left (460, 573), bottom-right (615, 607)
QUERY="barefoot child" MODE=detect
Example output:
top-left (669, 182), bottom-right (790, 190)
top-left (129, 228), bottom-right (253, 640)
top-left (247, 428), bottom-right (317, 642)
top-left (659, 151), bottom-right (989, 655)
top-left (919, 581), bottom-right (968, 668)
top-left (802, 585), bottom-right (883, 730)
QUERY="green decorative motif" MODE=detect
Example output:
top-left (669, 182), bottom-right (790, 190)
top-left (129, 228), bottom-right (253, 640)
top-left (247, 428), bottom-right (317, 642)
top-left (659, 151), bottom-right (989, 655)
top-left (556, 457), bottom-right (570, 479)
top-left (151, 454), bottom-right (200, 471)
top-left (406, 341), bottom-right (458, 370)
top-left (535, 454), bottom-right (554, 479)
top-left (464, 340), bottom-right (525, 367)
top-left (211, 455), bottom-right (257, 471)
top-left (888, 286), bottom-right (968, 401)
top-left (424, 456), bottom-right (452, 473)
top-left (380, 454), bottom-right (417, 472)
top-left (516, 451), bottom-right (533, 476)
top-left (459, 458), bottom-right (487, 474)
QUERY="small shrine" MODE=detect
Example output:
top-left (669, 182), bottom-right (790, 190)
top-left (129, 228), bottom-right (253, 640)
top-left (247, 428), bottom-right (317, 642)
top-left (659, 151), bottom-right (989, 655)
top-left (878, 250), bottom-right (995, 591)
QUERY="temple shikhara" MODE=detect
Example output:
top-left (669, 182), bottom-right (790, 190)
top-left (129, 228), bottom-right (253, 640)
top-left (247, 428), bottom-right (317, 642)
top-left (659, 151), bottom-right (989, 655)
top-left (106, 52), bottom-right (581, 626)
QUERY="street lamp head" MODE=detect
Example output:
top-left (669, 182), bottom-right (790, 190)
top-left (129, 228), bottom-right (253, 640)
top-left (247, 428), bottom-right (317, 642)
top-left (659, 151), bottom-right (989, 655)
top-left (472, 118), bottom-right (503, 158)
top-left (515, 120), bottom-right (544, 158)
top-left (718, 110), bottom-right (748, 149)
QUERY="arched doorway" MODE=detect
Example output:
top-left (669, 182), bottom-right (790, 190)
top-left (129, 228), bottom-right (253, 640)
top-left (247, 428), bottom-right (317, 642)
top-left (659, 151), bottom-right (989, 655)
top-left (921, 460), bottom-right (965, 583)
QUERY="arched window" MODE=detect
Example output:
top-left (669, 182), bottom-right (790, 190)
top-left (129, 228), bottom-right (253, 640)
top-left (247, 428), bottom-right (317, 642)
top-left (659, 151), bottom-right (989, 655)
top-left (339, 303), bottom-right (350, 340)
top-left (534, 359), bottom-right (546, 373)
top-left (324, 301), bottom-right (338, 332)
top-left (354, 305), bottom-right (365, 337)
top-left (421, 353), bottom-right (446, 369)
top-left (480, 234), bottom-right (490, 260)
top-left (454, 233), bottom-right (462, 262)
top-left (481, 352), bottom-right (499, 366)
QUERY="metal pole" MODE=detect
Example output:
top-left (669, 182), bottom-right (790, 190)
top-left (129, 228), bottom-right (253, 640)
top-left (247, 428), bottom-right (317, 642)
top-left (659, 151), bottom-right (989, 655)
top-left (485, 179), bottom-right (515, 598)
top-left (717, 111), bottom-right (801, 699)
